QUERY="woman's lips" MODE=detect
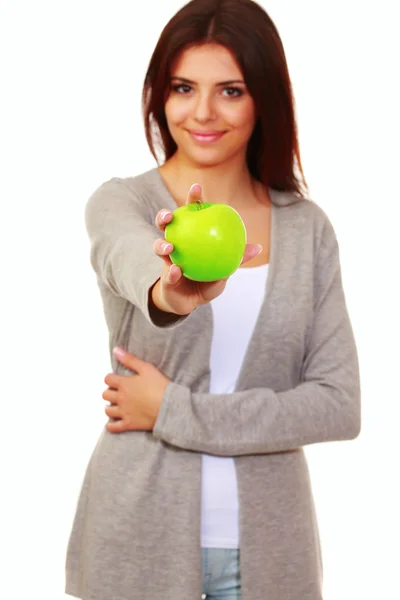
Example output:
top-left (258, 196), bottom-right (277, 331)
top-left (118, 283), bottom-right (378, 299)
top-left (187, 130), bottom-right (226, 143)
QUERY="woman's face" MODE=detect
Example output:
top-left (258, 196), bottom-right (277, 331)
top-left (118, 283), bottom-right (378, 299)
top-left (164, 44), bottom-right (256, 169)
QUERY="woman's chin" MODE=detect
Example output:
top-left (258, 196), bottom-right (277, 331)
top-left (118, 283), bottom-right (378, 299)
top-left (180, 148), bottom-right (234, 169)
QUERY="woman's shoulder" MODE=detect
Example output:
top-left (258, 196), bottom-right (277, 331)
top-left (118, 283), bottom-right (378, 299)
top-left (271, 187), bottom-right (336, 241)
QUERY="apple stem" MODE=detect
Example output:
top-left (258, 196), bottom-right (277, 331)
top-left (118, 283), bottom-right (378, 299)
top-left (196, 200), bottom-right (203, 210)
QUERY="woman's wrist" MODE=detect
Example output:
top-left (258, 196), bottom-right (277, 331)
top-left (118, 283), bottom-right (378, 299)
top-left (150, 279), bottom-right (174, 314)
top-left (148, 279), bottom-right (182, 326)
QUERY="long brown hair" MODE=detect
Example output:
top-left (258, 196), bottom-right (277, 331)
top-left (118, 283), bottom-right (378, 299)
top-left (142, 0), bottom-right (309, 199)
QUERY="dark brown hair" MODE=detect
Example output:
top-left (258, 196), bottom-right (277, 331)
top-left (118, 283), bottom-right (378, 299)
top-left (142, 0), bottom-right (308, 199)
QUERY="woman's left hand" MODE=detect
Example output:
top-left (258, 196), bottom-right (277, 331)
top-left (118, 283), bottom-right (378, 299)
top-left (102, 347), bottom-right (170, 433)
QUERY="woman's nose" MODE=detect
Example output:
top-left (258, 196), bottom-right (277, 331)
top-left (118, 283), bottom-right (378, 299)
top-left (193, 93), bottom-right (216, 122)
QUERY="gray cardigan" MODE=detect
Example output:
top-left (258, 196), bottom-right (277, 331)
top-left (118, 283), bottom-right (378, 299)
top-left (65, 167), bottom-right (361, 600)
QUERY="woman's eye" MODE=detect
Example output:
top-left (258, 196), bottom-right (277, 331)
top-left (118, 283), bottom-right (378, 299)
top-left (222, 87), bottom-right (243, 98)
top-left (172, 84), bottom-right (192, 94)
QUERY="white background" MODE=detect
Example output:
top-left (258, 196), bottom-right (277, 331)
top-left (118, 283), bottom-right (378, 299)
top-left (1, 1), bottom-right (399, 599)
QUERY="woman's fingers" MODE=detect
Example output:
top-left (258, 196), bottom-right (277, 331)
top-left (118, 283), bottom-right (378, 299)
top-left (152, 235), bottom-right (183, 298)
top-left (105, 404), bottom-right (122, 419)
top-left (164, 264), bottom-right (182, 287)
top-left (240, 243), bottom-right (263, 265)
top-left (186, 183), bottom-right (203, 205)
top-left (152, 238), bottom-right (174, 267)
top-left (102, 387), bottom-right (118, 404)
top-left (155, 208), bottom-right (173, 232)
top-left (154, 183), bottom-right (203, 232)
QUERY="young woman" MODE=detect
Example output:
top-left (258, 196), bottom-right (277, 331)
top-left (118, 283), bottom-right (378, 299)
top-left (65, 1), bottom-right (361, 599)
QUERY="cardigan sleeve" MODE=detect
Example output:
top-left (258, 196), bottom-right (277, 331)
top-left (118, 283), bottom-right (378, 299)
top-left (153, 214), bottom-right (361, 455)
top-left (85, 178), bottom-right (188, 329)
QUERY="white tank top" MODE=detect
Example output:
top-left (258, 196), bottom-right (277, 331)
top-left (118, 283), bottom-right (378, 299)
top-left (201, 263), bottom-right (269, 548)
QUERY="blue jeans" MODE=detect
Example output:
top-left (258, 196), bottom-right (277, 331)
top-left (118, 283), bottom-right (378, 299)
top-left (201, 548), bottom-right (241, 600)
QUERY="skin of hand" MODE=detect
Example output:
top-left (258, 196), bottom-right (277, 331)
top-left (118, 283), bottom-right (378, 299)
top-left (151, 183), bottom-right (262, 315)
top-left (102, 347), bottom-right (170, 433)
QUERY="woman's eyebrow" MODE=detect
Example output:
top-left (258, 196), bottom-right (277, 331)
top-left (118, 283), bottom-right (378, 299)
top-left (171, 76), bottom-right (245, 86)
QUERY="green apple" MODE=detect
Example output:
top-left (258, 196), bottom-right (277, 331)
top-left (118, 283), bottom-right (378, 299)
top-left (164, 201), bottom-right (247, 282)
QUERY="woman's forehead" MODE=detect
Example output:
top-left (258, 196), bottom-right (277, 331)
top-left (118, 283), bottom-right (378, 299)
top-left (171, 44), bottom-right (243, 81)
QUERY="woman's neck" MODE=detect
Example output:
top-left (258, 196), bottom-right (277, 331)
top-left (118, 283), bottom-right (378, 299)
top-left (158, 154), bottom-right (268, 209)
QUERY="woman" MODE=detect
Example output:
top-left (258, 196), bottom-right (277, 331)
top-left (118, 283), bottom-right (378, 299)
top-left (65, 1), bottom-right (361, 599)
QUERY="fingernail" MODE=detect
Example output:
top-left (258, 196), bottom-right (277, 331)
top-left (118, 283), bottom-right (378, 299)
top-left (160, 210), bottom-right (171, 220)
top-left (113, 347), bottom-right (126, 358)
top-left (256, 244), bottom-right (263, 255)
top-left (190, 184), bottom-right (202, 194)
top-left (161, 242), bottom-right (172, 252)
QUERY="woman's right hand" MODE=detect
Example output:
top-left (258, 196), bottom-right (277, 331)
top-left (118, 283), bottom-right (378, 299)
top-left (151, 184), bottom-right (262, 316)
